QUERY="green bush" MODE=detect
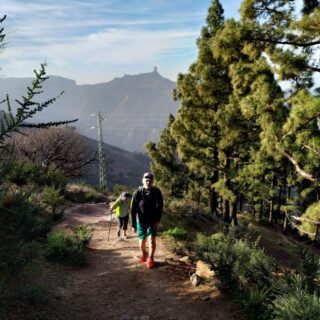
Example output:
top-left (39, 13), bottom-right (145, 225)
top-left (163, 227), bottom-right (189, 241)
top-left (42, 185), bottom-right (64, 217)
top-left (0, 190), bottom-right (48, 240)
top-left (296, 247), bottom-right (320, 292)
top-left (272, 290), bottom-right (320, 320)
top-left (43, 165), bottom-right (67, 189)
top-left (44, 232), bottom-right (86, 265)
top-left (195, 228), bottom-right (277, 287)
top-left (238, 286), bottom-right (272, 320)
top-left (167, 199), bottom-right (209, 216)
top-left (112, 184), bottom-right (131, 196)
top-left (0, 161), bottom-right (66, 188)
top-left (1, 160), bottom-right (42, 186)
top-left (75, 225), bottom-right (92, 244)
top-left (64, 183), bottom-right (105, 203)
top-left (194, 226), bottom-right (320, 320)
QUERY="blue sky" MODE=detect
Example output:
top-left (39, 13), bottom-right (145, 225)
top-left (1, 0), bottom-right (243, 84)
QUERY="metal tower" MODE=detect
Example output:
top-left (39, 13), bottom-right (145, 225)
top-left (92, 111), bottom-right (107, 189)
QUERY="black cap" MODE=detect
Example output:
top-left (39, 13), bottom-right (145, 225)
top-left (143, 172), bottom-right (154, 180)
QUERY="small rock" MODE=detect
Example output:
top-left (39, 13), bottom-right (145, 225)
top-left (190, 273), bottom-right (203, 287)
top-left (179, 256), bottom-right (193, 265)
top-left (196, 260), bottom-right (215, 279)
top-left (202, 296), bottom-right (210, 301)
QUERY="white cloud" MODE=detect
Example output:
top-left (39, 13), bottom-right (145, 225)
top-left (0, 0), bottom-right (216, 83)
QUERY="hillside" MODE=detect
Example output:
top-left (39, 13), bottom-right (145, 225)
top-left (81, 135), bottom-right (150, 187)
top-left (0, 68), bottom-right (179, 152)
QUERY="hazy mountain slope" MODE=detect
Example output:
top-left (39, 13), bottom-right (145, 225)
top-left (0, 68), bottom-right (178, 151)
top-left (83, 135), bottom-right (150, 188)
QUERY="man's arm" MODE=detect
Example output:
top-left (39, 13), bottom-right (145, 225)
top-left (155, 187), bottom-right (163, 223)
top-left (130, 190), bottom-right (138, 230)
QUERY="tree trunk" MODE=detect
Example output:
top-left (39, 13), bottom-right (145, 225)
top-left (223, 155), bottom-right (231, 224)
top-left (239, 194), bottom-right (243, 212)
top-left (232, 197), bottom-right (238, 226)
top-left (209, 170), bottom-right (219, 215)
top-left (224, 199), bottom-right (231, 223)
top-left (268, 176), bottom-right (276, 224)
top-left (259, 200), bottom-right (263, 219)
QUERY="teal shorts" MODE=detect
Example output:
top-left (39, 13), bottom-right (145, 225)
top-left (137, 223), bottom-right (157, 240)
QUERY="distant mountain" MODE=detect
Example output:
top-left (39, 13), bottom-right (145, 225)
top-left (73, 135), bottom-right (150, 188)
top-left (0, 68), bottom-right (179, 152)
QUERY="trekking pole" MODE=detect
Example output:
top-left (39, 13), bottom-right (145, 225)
top-left (108, 209), bottom-right (113, 241)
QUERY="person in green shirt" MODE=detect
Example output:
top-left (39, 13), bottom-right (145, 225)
top-left (110, 192), bottom-right (131, 239)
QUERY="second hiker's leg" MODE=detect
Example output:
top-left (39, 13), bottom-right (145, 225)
top-left (123, 216), bottom-right (129, 237)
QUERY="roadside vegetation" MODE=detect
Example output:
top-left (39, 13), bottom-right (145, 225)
top-left (1, 0), bottom-right (320, 319)
top-left (0, 15), bottom-right (98, 315)
top-left (146, 1), bottom-right (320, 318)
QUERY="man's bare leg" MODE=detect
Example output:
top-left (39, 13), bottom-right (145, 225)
top-left (149, 236), bottom-right (156, 259)
top-left (139, 239), bottom-right (148, 258)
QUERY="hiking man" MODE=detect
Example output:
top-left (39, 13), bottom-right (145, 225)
top-left (131, 172), bottom-right (163, 269)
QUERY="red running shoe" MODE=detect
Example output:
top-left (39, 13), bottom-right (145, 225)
top-left (147, 257), bottom-right (154, 269)
top-left (140, 255), bottom-right (147, 263)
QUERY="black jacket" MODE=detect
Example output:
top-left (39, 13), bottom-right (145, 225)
top-left (131, 186), bottom-right (163, 229)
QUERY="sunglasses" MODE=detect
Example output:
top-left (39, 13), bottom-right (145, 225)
top-left (145, 179), bottom-right (153, 182)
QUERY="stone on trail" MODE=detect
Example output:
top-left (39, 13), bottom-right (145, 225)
top-left (196, 260), bottom-right (215, 279)
top-left (190, 273), bottom-right (203, 287)
top-left (179, 256), bottom-right (193, 265)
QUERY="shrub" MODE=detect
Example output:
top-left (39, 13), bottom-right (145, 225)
top-left (0, 190), bottom-right (47, 240)
top-left (64, 183), bottom-right (105, 203)
top-left (238, 286), bottom-right (272, 320)
top-left (1, 160), bottom-right (42, 186)
top-left (194, 229), bottom-right (277, 288)
top-left (163, 227), bottom-right (189, 241)
top-left (167, 199), bottom-right (209, 216)
top-left (227, 223), bottom-right (260, 242)
top-left (272, 290), bottom-right (320, 320)
top-left (296, 247), bottom-right (320, 292)
top-left (42, 186), bottom-right (64, 217)
top-left (44, 232), bottom-right (87, 265)
top-left (0, 161), bottom-right (66, 188)
top-left (75, 225), bottom-right (92, 244)
top-left (43, 165), bottom-right (67, 189)
top-left (112, 184), bottom-right (131, 196)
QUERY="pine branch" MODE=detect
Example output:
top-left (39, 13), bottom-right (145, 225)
top-left (0, 62), bottom-right (77, 149)
top-left (20, 119), bottom-right (78, 128)
top-left (282, 150), bottom-right (320, 183)
top-left (247, 35), bottom-right (320, 48)
top-left (280, 111), bottom-right (320, 142)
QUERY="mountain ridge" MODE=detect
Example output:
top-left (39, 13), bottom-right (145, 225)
top-left (0, 68), bottom-right (178, 151)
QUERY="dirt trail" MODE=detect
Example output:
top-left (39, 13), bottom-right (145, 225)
top-left (46, 203), bottom-right (240, 320)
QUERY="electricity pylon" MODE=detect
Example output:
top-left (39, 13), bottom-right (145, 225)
top-left (91, 111), bottom-right (107, 189)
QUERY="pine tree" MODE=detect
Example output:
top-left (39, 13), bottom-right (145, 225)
top-left (172, 0), bottom-right (234, 217)
top-left (145, 114), bottom-right (188, 197)
top-left (212, 0), bottom-right (320, 225)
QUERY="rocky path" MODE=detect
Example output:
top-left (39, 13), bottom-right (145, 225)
top-left (45, 203), bottom-right (240, 320)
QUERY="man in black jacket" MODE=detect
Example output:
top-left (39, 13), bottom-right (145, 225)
top-left (131, 172), bottom-right (163, 269)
